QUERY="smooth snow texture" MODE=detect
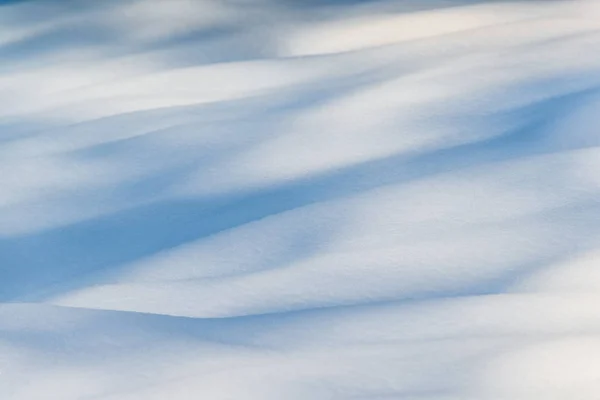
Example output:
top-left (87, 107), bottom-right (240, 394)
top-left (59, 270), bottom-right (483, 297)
top-left (2, 0), bottom-right (600, 399)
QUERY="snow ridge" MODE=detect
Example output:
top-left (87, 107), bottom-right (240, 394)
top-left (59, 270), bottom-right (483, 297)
top-left (2, 0), bottom-right (600, 398)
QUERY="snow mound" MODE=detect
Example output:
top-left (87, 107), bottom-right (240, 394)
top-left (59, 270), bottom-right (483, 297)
top-left (2, 0), bottom-right (600, 398)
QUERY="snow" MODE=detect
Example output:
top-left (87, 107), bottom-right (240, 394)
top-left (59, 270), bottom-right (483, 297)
top-left (2, 0), bottom-right (600, 398)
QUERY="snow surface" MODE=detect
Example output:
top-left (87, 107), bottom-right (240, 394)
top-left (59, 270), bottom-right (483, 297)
top-left (2, 0), bottom-right (600, 398)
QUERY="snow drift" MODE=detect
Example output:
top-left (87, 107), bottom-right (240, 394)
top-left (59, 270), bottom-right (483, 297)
top-left (2, 0), bottom-right (600, 398)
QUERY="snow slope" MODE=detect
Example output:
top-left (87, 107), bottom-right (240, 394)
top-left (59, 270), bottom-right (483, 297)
top-left (2, 0), bottom-right (600, 398)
